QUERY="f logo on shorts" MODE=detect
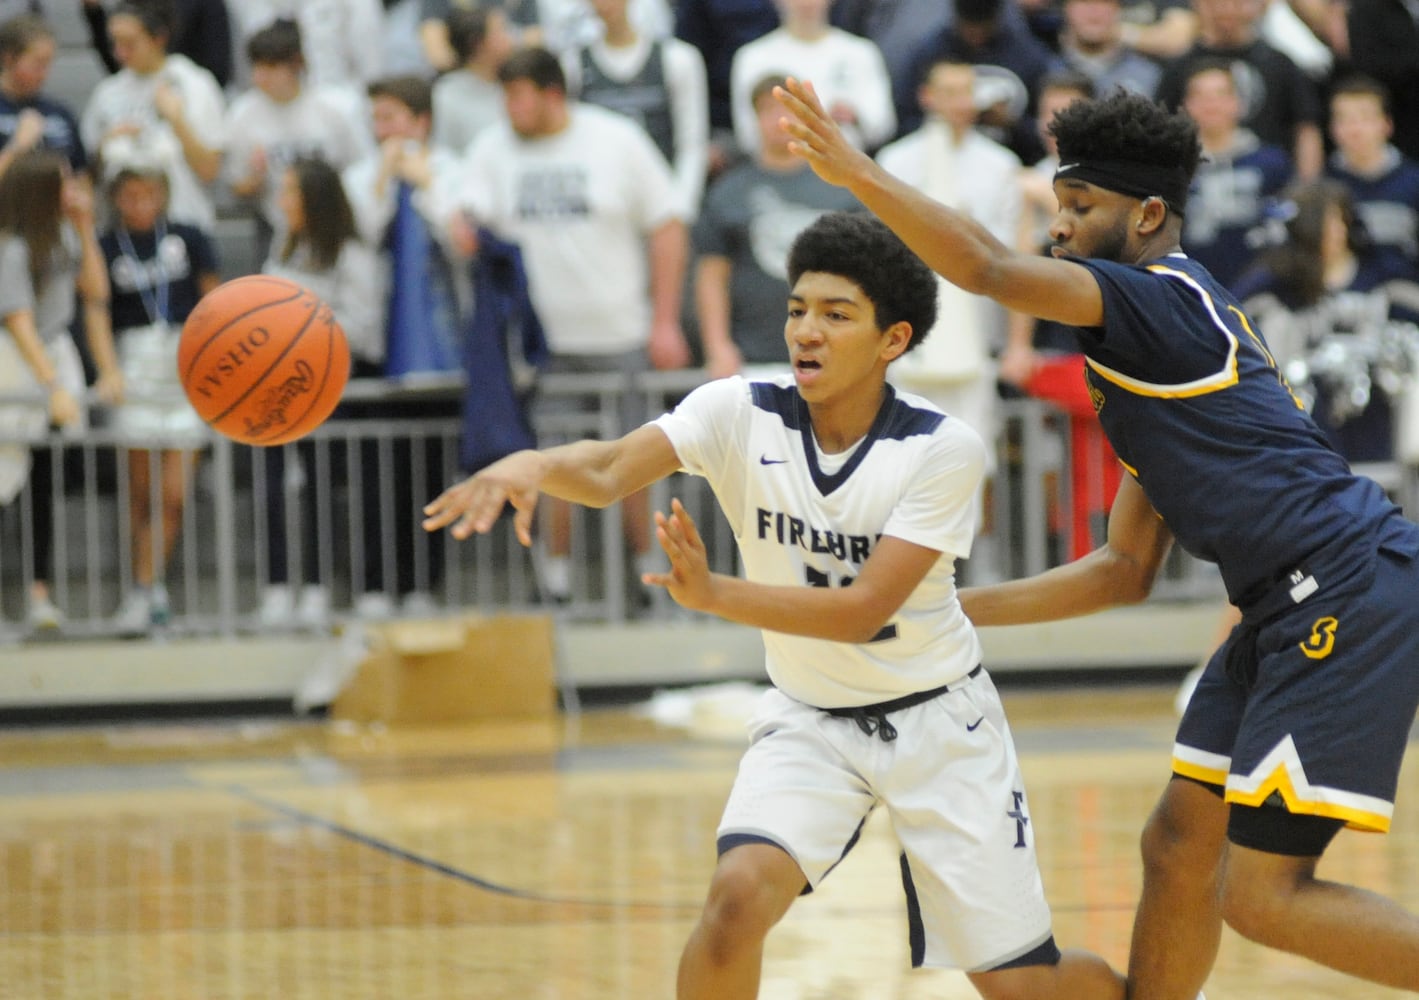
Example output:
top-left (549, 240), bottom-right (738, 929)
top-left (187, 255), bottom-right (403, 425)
top-left (1299, 616), bottom-right (1338, 660)
top-left (1007, 791), bottom-right (1030, 848)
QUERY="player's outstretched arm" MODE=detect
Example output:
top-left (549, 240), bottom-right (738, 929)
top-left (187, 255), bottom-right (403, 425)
top-left (644, 499), bottom-right (940, 643)
top-left (424, 424), bottom-right (682, 545)
top-left (774, 77), bottom-right (1104, 328)
top-left (960, 475), bottom-right (1175, 626)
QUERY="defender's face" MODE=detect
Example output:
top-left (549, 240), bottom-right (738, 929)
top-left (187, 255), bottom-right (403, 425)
top-left (785, 272), bottom-right (892, 401)
top-left (1049, 179), bottom-right (1132, 263)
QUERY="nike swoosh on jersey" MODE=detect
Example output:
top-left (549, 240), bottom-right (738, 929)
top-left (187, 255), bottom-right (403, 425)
top-left (966, 717), bottom-right (984, 731)
top-left (759, 455), bottom-right (788, 465)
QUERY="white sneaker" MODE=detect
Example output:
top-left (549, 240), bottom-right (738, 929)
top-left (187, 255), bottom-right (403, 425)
top-left (354, 591), bottom-right (395, 621)
top-left (149, 583), bottom-right (170, 629)
top-left (112, 589), bottom-right (153, 636)
top-left (27, 594), bottom-right (64, 631)
top-left (258, 585), bottom-right (295, 627)
top-left (296, 586), bottom-right (331, 629)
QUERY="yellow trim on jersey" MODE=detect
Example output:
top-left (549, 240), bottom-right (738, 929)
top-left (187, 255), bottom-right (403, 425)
top-left (1229, 305), bottom-right (1276, 367)
top-left (1119, 456), bottom-right (1139, 477)
top-left (1225, 763), bottom-right (1391, 833)
top-left (1083, 264), bottom-right (1240, 398)
top-left (1229, 304), bottom-right (1307, 410)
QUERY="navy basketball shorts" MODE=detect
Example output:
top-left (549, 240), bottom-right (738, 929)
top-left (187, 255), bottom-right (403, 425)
top-left (1174, 546), bottom-right (1419, 835)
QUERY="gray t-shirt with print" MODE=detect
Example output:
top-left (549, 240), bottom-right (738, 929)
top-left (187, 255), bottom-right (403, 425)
top-left (0, 227), bottom-right (79, 344)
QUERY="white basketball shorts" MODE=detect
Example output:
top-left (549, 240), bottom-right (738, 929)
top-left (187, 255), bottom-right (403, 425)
top-left (717, 670), bottom-right (1056, 971)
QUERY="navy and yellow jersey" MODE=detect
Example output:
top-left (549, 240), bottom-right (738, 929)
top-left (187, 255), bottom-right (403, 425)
top-left (1072, 252), bottom-right (1402, 604)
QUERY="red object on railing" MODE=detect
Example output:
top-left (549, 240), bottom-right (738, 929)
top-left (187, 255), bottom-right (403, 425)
top-left (1024, 355), bottom-right (1123, 560)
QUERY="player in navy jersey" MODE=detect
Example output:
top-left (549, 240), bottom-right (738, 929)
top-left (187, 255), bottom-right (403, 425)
top-left (775, 78), bottom-right (1419, 999)
top-left (424, 211), bottom-right (1126, 1000)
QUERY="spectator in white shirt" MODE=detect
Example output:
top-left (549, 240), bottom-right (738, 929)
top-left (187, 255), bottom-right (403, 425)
top-left (431, 5), bottom-right (514, 153)
top-left (729, 0), bottom-right (894, 157)
top-left (226, 19), bottom-right (372, 253)
top-left (80, 0), bottom-right (227, 230)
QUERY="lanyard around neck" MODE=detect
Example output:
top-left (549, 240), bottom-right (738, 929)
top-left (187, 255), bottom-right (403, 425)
top-left (116, 220), bottom-right (170, 326)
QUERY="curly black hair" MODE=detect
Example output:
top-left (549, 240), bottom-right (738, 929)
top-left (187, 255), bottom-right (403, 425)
top-left (1051, 90), bottom-right (1202, 179)
top-left (785, 212), bottom-right (938, 353)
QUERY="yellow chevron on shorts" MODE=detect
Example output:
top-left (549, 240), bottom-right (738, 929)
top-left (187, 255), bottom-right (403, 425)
top-left (1224, 735), bottom-right (1393, 833)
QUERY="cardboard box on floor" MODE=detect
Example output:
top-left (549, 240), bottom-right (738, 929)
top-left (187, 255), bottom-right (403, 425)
top-left (332, 613), bottom-right (558, 725)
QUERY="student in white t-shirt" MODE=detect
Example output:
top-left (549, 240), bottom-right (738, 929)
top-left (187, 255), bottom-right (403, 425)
top-left (447, 45), bottom-right (690, 601)
top-left (430, 6), bottom-right (514, 153)
top-left (728, 0), bottom-right (894, 158)
top-left (0, 151), bottom-right (123, 634)
top-left (424, 211), bottom-right (1126, 1000)
top-left (80, 0), bottom-right (227, 231)
top-left (225, 19), bottom-right (372, 253)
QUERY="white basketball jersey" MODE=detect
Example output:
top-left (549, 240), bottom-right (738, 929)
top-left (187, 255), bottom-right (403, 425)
top-left (654, 375), bottom-right (986, 707)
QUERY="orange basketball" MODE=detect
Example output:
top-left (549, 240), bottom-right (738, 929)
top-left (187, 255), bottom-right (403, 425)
top-left (178, 275), bottom-right (350, 446)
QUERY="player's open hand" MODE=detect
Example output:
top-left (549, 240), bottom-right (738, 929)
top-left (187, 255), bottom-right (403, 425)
top-left (422, 449), bottom-right (547, 545)
top-left (773, 78), bottom-right (875, 191)
top-left (643, 498), bottom-right (717, 612)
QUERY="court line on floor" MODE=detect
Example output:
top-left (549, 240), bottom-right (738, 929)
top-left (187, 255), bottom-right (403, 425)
top-left (220, 782), bottom-right (702, 913)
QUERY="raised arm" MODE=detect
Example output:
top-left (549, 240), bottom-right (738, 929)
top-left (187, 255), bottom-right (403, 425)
top-left (774, 78), bottom-right (1105, 329)
top-left (647, 499), bottom-right (944, 643)
top-left (959, 474), bottom-right (1175, 627)
top-left (423, 423), bottom-right (683, 545)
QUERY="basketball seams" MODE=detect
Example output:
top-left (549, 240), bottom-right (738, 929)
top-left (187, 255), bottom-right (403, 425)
top-left (207, 296), bottom-right (321, 427)
top-left (179, 278), bottom-right (310, 383)
top-left (180, 275), bottom-right (349, 446)
top-left (253, 312), bottom-right (349, 446)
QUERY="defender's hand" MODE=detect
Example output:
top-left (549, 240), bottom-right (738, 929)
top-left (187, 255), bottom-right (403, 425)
top-left (773, 78), bottom-right (876, 191)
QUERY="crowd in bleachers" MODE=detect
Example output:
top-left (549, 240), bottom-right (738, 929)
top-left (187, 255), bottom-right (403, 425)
top-left (1, 0), bottom-right (1418, 637)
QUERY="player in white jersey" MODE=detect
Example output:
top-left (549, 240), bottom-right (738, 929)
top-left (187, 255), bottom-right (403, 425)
top-left (422, 212), bottom-right (1125, 1000)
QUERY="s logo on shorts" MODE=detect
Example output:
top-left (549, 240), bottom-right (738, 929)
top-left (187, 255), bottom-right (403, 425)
top-left (1299, 616), bottom-right (1338, 660)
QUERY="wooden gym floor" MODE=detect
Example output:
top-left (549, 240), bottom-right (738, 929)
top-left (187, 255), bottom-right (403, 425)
top-left (0, 683), bottom-right (1415, 999)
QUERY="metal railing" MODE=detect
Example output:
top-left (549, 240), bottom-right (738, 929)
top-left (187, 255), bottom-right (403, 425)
top-left (0, 371), bottom-right (1226, 643)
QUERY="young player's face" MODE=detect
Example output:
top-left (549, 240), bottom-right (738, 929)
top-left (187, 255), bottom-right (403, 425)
top-left (785, 272), bottom-right (899, 401)
top-left (1048, 179), bottom-right (1131, 262)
